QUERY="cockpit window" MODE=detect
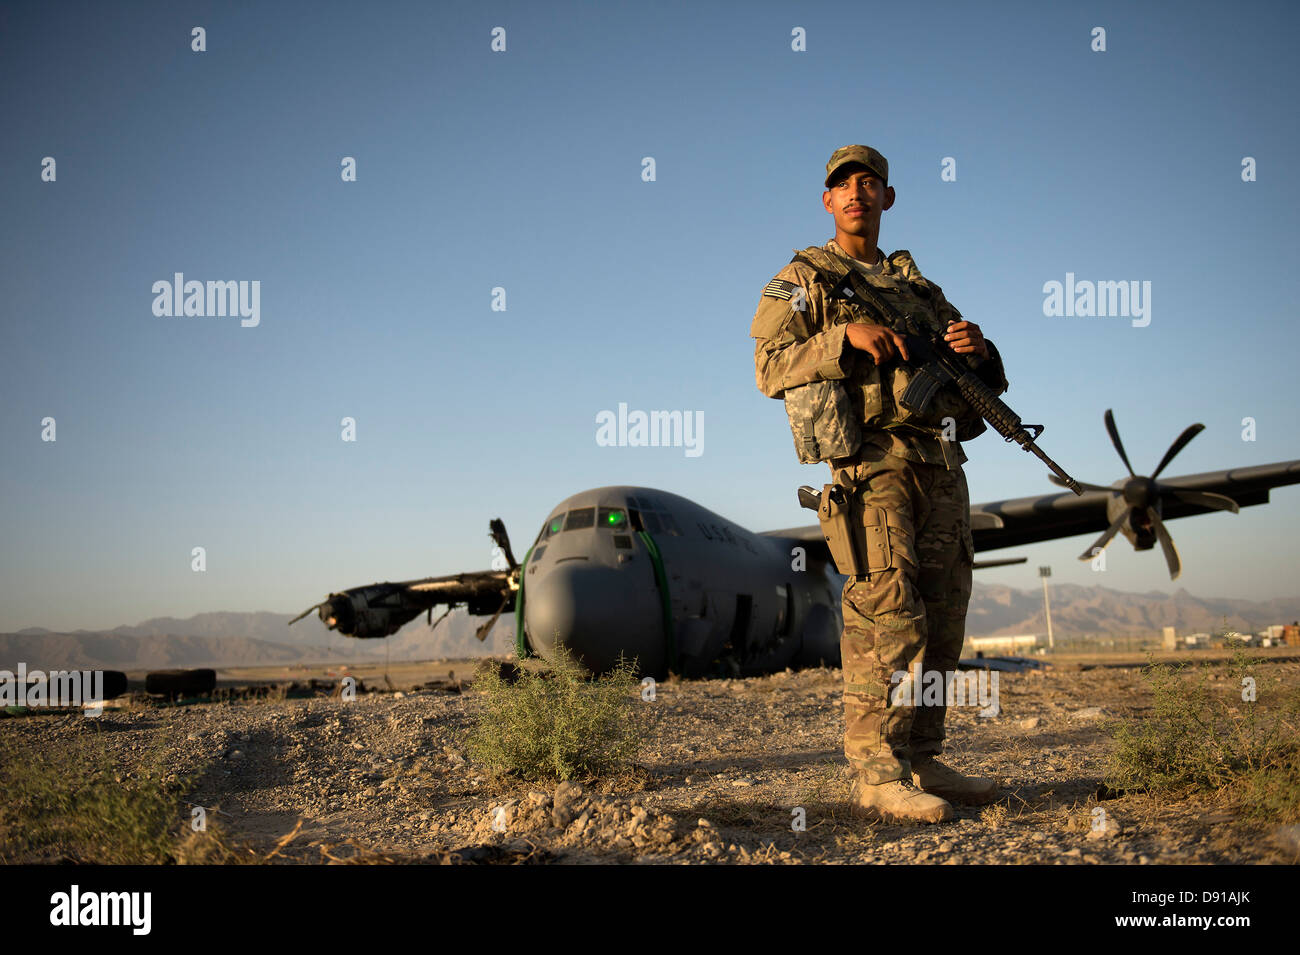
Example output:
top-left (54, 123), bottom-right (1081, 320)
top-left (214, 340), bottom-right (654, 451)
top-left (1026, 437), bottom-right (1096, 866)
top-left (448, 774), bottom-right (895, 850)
top-left (564, 507), bottom-right (595, 530)
top-left (642, 511), bottom-right (662, 534)
top-left (541, 514), bottom-right (565, 541)
top-left (598, 507), bottom-right (628, 530)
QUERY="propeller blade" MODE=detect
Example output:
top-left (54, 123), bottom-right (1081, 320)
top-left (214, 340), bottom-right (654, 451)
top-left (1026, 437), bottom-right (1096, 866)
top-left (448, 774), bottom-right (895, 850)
top-left (489, 518), bottom-right (519, 571)
top-left (288, 602), bottom-right (326, 626)
top-left (1165, 487), bottom-right (1240, 514)
top-left (1104, 409), bottom-right (1136, 477)
top-left (1151, 423), bottom-right (1205, 479)
top-left (1148, 508), bottom-right (1182, 580)
top-left (1049, 474), bottom-right (1113, 493)
top-left (474, 595), bottom-right (511, 642)
top-left (1077, 509), bottom-right (1130, 561)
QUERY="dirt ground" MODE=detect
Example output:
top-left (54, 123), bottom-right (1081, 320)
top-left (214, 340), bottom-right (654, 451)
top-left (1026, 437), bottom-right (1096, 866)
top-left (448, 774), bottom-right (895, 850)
top-left (4, 656), bottom-right (1299, 865)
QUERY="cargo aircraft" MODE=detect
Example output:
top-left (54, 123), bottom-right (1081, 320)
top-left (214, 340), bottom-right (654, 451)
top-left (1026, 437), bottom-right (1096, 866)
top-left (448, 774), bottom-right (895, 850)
top-left (291, 411), bottom-right (1299, 677)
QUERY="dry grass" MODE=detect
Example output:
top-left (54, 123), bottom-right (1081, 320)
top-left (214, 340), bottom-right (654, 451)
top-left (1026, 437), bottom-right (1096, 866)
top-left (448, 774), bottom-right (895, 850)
top-left (1105, 652), bottom-right (1300, 822)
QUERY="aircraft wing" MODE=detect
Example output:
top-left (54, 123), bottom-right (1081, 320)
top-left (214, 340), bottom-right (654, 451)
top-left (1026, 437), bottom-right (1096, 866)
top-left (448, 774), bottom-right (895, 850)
top-left (290, 569), bottom-right (514, 639)
top-left (761, 459), bottom-right (1300, 554)
top-left (971, 460), bottom-right (1300, 551)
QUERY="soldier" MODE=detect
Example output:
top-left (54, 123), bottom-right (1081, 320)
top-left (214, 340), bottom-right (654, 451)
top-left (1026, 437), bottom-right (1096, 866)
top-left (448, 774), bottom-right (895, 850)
top-left (750, 145), bottom-right (1010, 824)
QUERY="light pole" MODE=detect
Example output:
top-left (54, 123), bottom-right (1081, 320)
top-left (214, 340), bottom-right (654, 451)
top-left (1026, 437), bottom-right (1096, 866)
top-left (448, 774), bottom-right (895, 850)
top-left (1039, 566), bottom-right (1055, 651)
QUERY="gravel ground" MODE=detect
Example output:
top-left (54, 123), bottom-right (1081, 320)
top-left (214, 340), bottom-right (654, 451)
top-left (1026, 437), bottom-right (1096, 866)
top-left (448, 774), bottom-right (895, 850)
top-left (4, 661), bottom-right (1298, 864)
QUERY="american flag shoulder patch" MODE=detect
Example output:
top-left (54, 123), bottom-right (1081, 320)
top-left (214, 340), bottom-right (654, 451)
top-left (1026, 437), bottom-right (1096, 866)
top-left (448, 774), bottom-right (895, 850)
top-left (763, 278), bottom-right (798, 301)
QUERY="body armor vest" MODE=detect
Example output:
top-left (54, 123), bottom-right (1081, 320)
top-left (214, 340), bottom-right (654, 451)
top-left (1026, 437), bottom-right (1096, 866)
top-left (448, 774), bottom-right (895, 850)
top-left (791, 245), bottom-right (988, 445)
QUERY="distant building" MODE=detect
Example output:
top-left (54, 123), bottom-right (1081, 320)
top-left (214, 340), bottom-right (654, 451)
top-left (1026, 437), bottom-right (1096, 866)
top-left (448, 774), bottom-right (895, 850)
top-left (1184, 633), bottom-right (1210, 649)
top-left (1162, 626), bottom-right (1177, 650)
top-left (968, 634), bottom-right (1040, 655)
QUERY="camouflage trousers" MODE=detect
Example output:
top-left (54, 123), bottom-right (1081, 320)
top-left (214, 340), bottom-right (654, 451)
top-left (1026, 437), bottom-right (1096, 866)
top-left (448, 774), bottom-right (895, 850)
top-left (830, 450), bottom-right (973, 783)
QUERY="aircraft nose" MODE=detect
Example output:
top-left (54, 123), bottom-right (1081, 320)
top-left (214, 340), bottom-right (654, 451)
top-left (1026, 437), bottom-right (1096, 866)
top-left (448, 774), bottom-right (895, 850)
top-left (525, 561), bottom-right (663, 676)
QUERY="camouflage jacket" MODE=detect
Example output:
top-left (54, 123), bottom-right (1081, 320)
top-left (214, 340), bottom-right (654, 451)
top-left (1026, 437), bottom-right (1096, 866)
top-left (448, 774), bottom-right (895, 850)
top-left (751, 239), bottom-right (1010, 469)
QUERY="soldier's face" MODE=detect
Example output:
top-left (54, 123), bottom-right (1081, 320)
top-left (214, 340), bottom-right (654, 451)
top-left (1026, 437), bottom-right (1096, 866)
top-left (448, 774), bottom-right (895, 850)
top-left (823, 166), bottom-right (894, 235)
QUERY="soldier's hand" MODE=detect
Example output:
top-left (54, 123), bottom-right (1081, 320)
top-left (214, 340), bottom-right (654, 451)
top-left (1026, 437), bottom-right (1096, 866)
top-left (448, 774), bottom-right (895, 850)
top-left (846, 323), bottom-right (910, 364)
top-left (944, 320), bottom-right (988, 359)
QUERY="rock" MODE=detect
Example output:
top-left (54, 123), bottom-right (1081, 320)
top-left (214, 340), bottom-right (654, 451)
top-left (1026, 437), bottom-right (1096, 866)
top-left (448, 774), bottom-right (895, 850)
top-left (731, 778), bottom-right (755, 788)
top-left (937, 841), bottom-right (953, 853)
top-left (1070, 706), bottom-right (1105, 720)
top-left (1270, 825), bottom-right (1300, 854)
top-left (1018, 717), bottom-right (1040, 730)
top-left (916, 850), bottom-right (931, 863)
top-left (1063, 848), bottom-right (1082, 858)
top-left (553, 781), bottom-right (584, 814)
top-left (552, 805), bottom-right (576, 828)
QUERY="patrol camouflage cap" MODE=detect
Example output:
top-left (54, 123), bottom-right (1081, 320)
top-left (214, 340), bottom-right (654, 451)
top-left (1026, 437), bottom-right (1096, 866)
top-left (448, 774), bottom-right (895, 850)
top-left (825, 145), bottom-right (889, 188)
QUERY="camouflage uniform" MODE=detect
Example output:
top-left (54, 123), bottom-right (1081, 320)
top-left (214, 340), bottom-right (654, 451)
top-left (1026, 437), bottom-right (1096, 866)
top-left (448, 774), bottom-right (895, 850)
top-left (751, 239), bottom-right (1009, 783)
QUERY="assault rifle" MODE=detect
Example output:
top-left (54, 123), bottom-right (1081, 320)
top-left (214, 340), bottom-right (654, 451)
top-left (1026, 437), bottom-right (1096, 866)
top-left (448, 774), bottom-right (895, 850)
top-left (828, 266), bottom-right (1084, 496)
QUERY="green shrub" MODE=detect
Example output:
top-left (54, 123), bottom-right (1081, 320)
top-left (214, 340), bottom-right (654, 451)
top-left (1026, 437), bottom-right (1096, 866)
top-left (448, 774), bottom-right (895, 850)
top-left (467, 648), bottom-right (645, 781)
top-left (1106, 652), bottom-right (1300, 821)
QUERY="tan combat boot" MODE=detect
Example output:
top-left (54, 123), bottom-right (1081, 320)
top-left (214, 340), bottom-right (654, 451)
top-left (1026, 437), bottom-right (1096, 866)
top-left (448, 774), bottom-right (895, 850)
top-left (911, 758), bottom-right (998, 805)
top-left (850, 777), bottom-right (953, 824)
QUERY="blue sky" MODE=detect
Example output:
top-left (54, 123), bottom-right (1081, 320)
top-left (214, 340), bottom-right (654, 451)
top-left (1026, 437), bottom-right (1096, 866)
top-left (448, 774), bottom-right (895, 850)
top-left (2, 0), bottom-right (1297, 631)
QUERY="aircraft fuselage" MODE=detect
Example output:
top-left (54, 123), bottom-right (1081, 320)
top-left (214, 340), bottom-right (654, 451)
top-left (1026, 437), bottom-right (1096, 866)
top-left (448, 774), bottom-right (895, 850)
top-left (520, 486), bottom-right (842, 678)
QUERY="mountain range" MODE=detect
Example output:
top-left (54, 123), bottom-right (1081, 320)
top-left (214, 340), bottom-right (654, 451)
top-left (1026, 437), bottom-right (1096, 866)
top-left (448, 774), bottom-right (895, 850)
top-left (3, 584), bottom-right (1297, 671)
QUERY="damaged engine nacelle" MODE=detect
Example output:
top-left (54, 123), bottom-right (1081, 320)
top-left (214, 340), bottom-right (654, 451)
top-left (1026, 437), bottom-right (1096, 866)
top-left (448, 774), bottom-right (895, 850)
top-left (317, 584), bottom-right (424, 639)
